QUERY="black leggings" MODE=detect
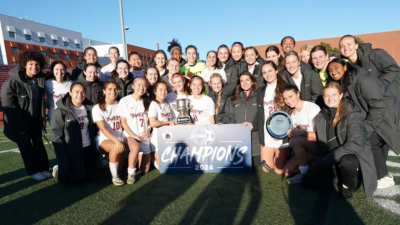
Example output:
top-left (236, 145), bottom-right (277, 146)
top-left (303, 154), bottom-right (361, 192)
top-left (369, 132), bottom-right (389, 179)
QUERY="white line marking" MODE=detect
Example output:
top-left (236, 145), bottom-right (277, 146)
top-left (0, 148), bottom-right (20, 154)
top-left (392, 173), bottom-right (400, 177)
top-left (387, 161), bottom-right (400, 168)
top-left (373, 185), bottom-right (400, 197)
top-left (374, 198), bottom-right (400, 216)
top-left (389, 151), bottom-right (399, 157)
top-left (217, 167), bottom-right (244, 168)
top-left (219, 141), bottom-right (243, 143)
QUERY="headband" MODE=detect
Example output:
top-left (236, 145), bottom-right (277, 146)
top-left (232, 43), bottom-right (243, 48)
top-left (191, 76), bottom-right (204, 82)
top-left (133, 76), bottom-right (147, 83)
top-left (170, 46), bottom-right (181, 54)
top-left (171, 74), bottom-right (184, 80)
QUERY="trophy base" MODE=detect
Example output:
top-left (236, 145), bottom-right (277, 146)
top-left (177, 116), bottom-right (191, 125)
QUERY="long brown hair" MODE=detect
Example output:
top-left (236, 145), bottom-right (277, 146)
top-left (111, 59), bottom-right (130, 79)
top-left (262, 61), bottom-right (286, 111)
top-left (98, 81), bottom-right (119, 111)
top-left (231, 72), bottom-right (258, 105)
top-left (323, 82), bottom-right (345, 127)
top-left (282, 85), bottom-right (301, 115)
top-left (171, 73), bottom-right (189, 96)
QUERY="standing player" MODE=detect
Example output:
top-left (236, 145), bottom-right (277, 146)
top-left (118, 77), bottom-right (152, 178)
top-left (100, 46), bottom-right (120, 81)
top-left (188, 76), bottom-right (216, 125)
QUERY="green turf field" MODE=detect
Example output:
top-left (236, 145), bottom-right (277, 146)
top-left (1, 125), bottom-right (400, 224)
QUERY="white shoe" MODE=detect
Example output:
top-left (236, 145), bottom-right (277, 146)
top-left (31, 172), bottom-right (46, 181)
top-left (112, 177), bottom-right (125, 186)
top-left (52, 165), bottom-right (59, 181)
top-left (377, 175), bottom-right (395, 189)
top-left (287, 173), bottom-right (305, 184)
top-left (41, 171), bottom-right (52, 178)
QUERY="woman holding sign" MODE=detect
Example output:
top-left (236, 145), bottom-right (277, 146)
top-left (282, 85), bottom-right (321, 184)
top-left (149, 81), bottom-right (175, 169)
top-left (188, 76), bottom-right (216, 124)
top-left (252, 61), bottom-right (290, 174)
top-left (118, 77), bottom-right (152, 181)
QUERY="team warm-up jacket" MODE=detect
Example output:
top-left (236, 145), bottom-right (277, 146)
top-left (207, 88), bottom-right (230, 124)
top-left (340, 65), bottom-right (400, 154)
top-left (0, 67), bottom-right (47, 142)
top-left (111, 73), bottom-right (134, 100)
top-left (247, 64), bottom-right (265, 88)
top-left (314, 101), bottom-right (377, 197)
top-left (77, 73), bottom-right (100, 104)
top-left (218, 57), bottom-right (240, 96)
top-left (354, 43), bottom-right (400, 98)
top-left (50, 94), bottom-right (96, 178)
top-left (234, 58), bottom-right (248, 75)
top-left (281, 62), bottom-right (323, 103)
top-left (70, 61), bottom-right (102, 81)
top-left (223, 90), bottom-right (260, 156)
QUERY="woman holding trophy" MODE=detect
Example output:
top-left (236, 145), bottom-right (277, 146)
top-left (188, 76), bottom-right (216, 124)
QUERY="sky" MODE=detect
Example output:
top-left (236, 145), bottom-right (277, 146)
top-left (1, 0), bottom-right (399, 60)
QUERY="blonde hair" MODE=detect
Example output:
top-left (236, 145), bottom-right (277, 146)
top-left (323, 82), bottom-right (344, 127)
top-left (208, 73), bottom-right (225, 86)
top-left (299, 44), bottom-right (314, 54)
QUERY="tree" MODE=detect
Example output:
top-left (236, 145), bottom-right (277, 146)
top-left (356, 37), bottom-right (365, 44)
top-left (320, 42), bottom-right (341, 56)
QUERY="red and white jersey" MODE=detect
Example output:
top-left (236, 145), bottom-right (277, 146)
top-left (148, 101), bottom-right (173, 122)
top-left (92, 102), bottom-right (123, 141)
top-left (117, 96), bottom-right (149, 138)
top-left (73, 105), bottom-right (91, 147)
top-left (165, 93), bottom-right (188, 122)
top-left (45, 79), bottom-right (72, 120)
top-left (262, 83), bottom-right (283, 148)
top-left (291, 101), bottom-right (320, 132)
top-left (188, 95), bottom-right (215, 125)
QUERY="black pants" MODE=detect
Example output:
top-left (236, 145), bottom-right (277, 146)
top-left (303, 155), bottom-right (361, 192)
top-left (369, 132), bottom-right (389, 179)
top-left (17, 118), bottom-right (49, 175)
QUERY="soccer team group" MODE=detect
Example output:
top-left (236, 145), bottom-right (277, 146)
top-left (2, 35), bottom-right (400, 200)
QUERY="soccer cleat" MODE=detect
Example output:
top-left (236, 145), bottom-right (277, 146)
top-left (41, 171), bottom-right (52, 178)
top-left (31, 172), bottom-right (46, 181)
top-left (52, 165), bottom-right (59, 181)
top-left (377, 175), bottom-right (395, 189)
top-left (286, 173), bottom-right (305, 184)
top-left (127, 175), bottom-right (135, 185)
top-left (112, 177), bottom-right (124, 186)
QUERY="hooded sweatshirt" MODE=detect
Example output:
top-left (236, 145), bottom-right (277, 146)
top-left (71, 61), bottom-right (102, 81)
top-left (77, 73), bottom-right (100, 104)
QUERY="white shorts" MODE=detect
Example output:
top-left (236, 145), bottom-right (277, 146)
top-left (96, 133), bottom-right (126, 151)
top-left (264, 133), bottom-right (286, 149)
top-left (139, 139), bottom-right (151, 155)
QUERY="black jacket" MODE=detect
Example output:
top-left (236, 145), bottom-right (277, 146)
top-left (354, 43), bottom-right (400, 98)
top-left (314, 101), bottom-right (377, 197)
top-left (234, 58), bottom-right (248, 75)
top-left (224, 90), bottom-right (260, 156)
top-left (247, 64), bottom-right (265, 88)
top-left (0, 67), bottom-right (46, 142)
top-left (281, 62), bottom-right (323, 103)
top-left (77, 73), bottom-right (100, 104)
top-left (111, 73), bottom-right (134, 100)
top-left (50, 94), bottom-right (96, 179)
top-left (71, 61), bottom-right (102, 81)
top-left (207, 88), bottom-right (230, 124)
top-left (218, 57), bottom-right (240, 96)
top-left (340, 65), bottom-right (400, 154)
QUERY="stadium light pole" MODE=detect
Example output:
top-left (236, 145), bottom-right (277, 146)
top-left (119, 0), bottom-right (128, 60)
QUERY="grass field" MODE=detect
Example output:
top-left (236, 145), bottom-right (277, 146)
top-left (1, 125), bottom-right (400, 225)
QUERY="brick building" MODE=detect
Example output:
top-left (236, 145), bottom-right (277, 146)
top-left (254, 30), bottom-right (400, 63)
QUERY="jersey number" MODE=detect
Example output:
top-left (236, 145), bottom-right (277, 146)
top-left (79, 122), bottom-right (84, 130)
top-left (113, 122), bottom-right (120, 130)
top-left (269, 106), bottom-right (274, 115)
top-left (193, 115), bottom-right (198, 122)
top-left (139, 118), bottom-right (144, 127)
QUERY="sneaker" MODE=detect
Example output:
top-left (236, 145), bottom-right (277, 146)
top-left (287, 173), bottom-right (305, 184)
top-left (52, 165), bottom-right (59, 181)
top-left (31, 172), bottom-right (46, 181)
top-left (341, 184), bottom-right (353, 200)
top-left (127, 174), bottom-right (135, 185)
top-left (41, 171), bottom-right (52, 178)
top-left (377, 175), bottom-right (395, 189)
top-left (112, 177), bottom-right (124, 186)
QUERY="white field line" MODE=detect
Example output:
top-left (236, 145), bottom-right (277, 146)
top-left (389, 151), bottom-right (399, 157)
top-left (373, 198), bottom-right (400, 216)
top-left (0, 148), bottom-right (20, 154)
top-left (373, 185), bottom-right (400, 197)
top-left (387, 161), bottom-right (400, 168)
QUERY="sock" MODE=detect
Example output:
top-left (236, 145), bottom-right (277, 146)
top-left (109, 162), bottom-right (119, 178)
top-left (128, 167), bottom-right (137, 176)
top-left (299, 165), bottom-right (309, 174)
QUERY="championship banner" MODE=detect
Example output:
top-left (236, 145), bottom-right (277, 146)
top-left (155, 124), bottom-right (252, 173)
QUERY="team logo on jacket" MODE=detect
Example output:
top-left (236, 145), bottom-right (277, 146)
top-left (190, 127), bottom-right (215, 145)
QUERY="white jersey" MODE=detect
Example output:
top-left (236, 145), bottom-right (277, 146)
top-left (92, 102), bottom-right (124, 148)
top-left (45, 79), bottom-right (72, 120)
top-left (100, 64), bottom-right (115, 81)
top-left (188, 95), bottom-right (215, 125)
top-left (293, 69), bottom-right (303, 91)
top-left (148, 101), bottom-right (173, 122)
top-left (291, 101), bottom-right (320, 132)
top-left (117, 95), bottom-right (150, 154)
top-left (200, 67), bottom-right (227, 83)
top-left (74, 105), bottom-right (91, 147)
top-left (262, 84), bottom-right (284, 148)
top-left (165, 93), bottom-right (189, 122)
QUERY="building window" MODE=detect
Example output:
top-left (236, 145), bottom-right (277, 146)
top-left (54, 53), bottom-right (59, 58)
top-left (65, 54), bottom-right (70, 59)
top-left (78, 56), bottom-right (82, 61)
top-left (64, 42), bottom-right (69, 47)
top-left (41, 51), bottom-right (47, 56)
top-left (53, 40), bottom-right (58, 45)
top-left (76, 44), bottom-right (80, 49)
top-left (9, 32), bottom-right (15, 38)
top-left (39, 37), bottom-right (45, 43)
top-left (11, 47), bottom-right (18, 53)
top-left (25, 35), bottom-right (32, 41)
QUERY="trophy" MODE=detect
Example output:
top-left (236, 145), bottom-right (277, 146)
top-left (266, 111), bottom-right (293, 139)
top-left (175, 99), bottom-right (191, 125)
